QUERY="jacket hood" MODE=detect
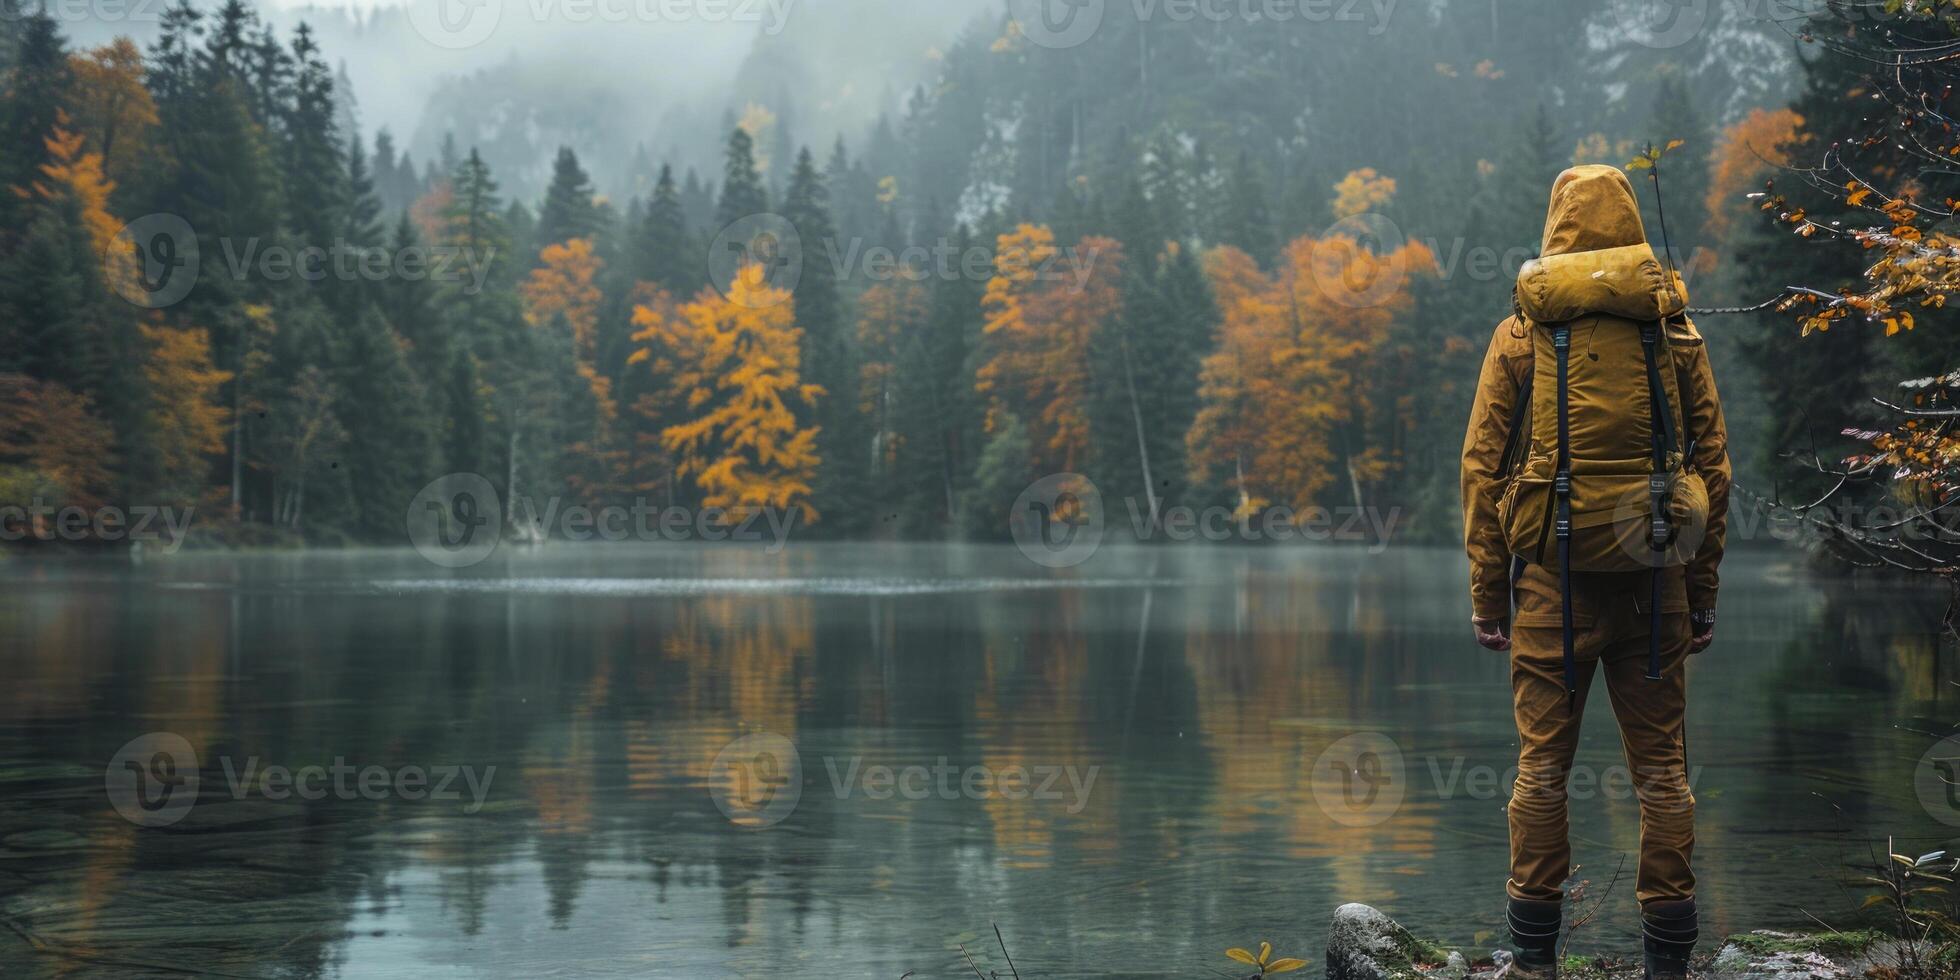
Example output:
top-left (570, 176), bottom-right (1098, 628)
top-left (1514, 165), bottom-right (1684, 323)
top-left (1540, 165), bottom-right (1646, 256)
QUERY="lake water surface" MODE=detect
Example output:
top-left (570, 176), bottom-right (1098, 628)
top-left (0, 543), bottom-right (1952, 978)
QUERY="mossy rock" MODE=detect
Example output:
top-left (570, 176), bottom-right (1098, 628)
top-left (1327, 904), bottom-right (1465, 980)
top-left (1721, 931), bottom-right (1882, 959)
top-left (1712, 931), bottom-right (1870, 980)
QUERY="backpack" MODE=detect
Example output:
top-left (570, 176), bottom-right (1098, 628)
top-left (1494, 242), bottom-right (1710, 694)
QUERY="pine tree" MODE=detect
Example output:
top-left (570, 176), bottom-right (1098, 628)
top-left (679, 166), bottom-right (714, 230)
top-left (780, 145), bottom-right (862, 531)
top-left (282, 24), bottom-right (345, 252)
top-left (714, 127), bottom-right (769, 231)
top-left (1219, 150), bottom-right (1276, 268)
top-left (635, 163), bottom-right (691, 295)
top-left (1141, 129), bottom-right (1189, 245)
top-left (1490, 103), bottom-right (1563, 256)
top-left (329, 130), bottom-right (382, 318)
top-left (1089, 191), bottom-right (1211, 524)
top-left (337, 308), bottom-right (434, 539)
top-left (443, 148), bottom-right (512, 301)
top-left (535, 146), bottom-right (600, 251)
top-left (892, 222), bottom-right (985, 535)
top-left (344, 132), bottom-right (383, 247)
top-left (0, 13), bottom-right (71, 240)
top-left (371, 128), bottom-right (405, 211)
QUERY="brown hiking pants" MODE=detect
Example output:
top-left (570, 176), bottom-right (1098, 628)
top-left (1506, 565), bottom-right (1695, 907)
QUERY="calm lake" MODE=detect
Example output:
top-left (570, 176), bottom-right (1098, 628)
top-left (0, 543), bottom-right (1952, 978)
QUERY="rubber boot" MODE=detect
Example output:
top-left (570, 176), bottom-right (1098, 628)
top-left (1641, 899), bottom-right (1696, 979)
top-left (1506, 897), bottom-right (1561, 979)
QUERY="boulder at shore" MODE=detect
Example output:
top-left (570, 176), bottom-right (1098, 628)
top-left (1326, 903), bottom-right (1465, 980)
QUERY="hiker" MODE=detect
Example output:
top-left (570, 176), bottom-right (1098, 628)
top-left (1459, 165), bottom-right (1730, 980)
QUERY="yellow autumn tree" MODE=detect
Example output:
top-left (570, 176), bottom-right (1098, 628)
top-left (66, 40), bottom-right (157, 187)
top-left (142, 323), bottom-right (232, 501)
top-left (28, 117), bottom-right (137, 300)
top-left (1190, 230), bottom-right (1434, 515)
top-left (523, 238), bottom-right (604, 361)
top-left (737, 102), bottom-right (779, 175)
top-left (629, 263), bottom-right (822, 520)
top-left (975, 225), bottom-right (1124, 472)
top-left (1330, 168), bottom-right (1396, 219)
top-left (522, 236), bottom-right (613, 424)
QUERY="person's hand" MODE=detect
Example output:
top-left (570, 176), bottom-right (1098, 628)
top-left (1689, 609), bottom-right (1715, 654)
top-left (1472, 616), bottom-right (1510, 651)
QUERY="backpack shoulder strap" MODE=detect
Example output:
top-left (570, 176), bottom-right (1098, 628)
top-left (1552, 321), bottom-right (1575, 702)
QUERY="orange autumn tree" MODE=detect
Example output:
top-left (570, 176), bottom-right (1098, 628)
top-left (523, 237), bottom-right (605, 366)
top-left (524, 236), bottom-right (626, 496)
top-left (28, 116), bottom-right (137, 299)
top-left (1704, 107), bottom-right (1803, 242)
top-left (1187, 246), bottom-right (1290, 516)
top-left (0, 375), bottom-right (116, 510)
top-left (975, 225), bottom-right (1124, 472)
top-left (142, 322), bottom-right (233, 502)
top-left (1190, 230), bottom-right (1433, 515)
top-left (628, 263), bottom-right (822, 521)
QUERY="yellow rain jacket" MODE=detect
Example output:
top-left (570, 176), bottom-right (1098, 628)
top-left (1460, 165), bottom-right (1730, 629)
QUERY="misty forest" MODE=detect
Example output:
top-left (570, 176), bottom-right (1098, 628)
top-left (6, 0), bottom-right (1960, 976)
top-left (1, 0), bottom-right (1951, 550)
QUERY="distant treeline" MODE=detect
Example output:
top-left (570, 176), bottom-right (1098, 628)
top-left (0, 0), bottom-right (1940, 546)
